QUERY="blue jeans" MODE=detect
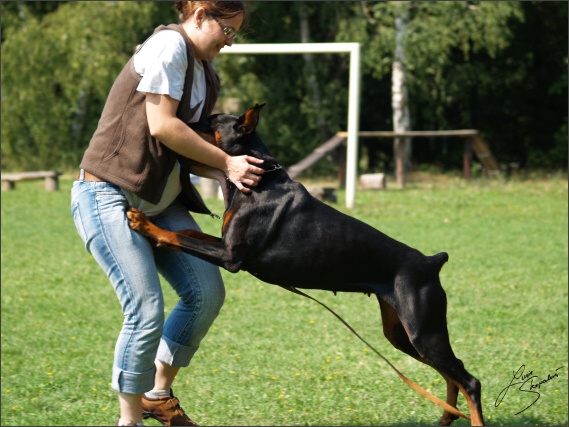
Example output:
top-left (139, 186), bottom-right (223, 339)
top-left (71, 179), bottom-right (225, 394)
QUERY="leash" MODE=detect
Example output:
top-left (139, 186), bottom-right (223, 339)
top-left (280, 285), bottom-right (471, 422)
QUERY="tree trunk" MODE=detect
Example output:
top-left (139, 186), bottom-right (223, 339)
top-left (392, 2), bottom-right (412, 188)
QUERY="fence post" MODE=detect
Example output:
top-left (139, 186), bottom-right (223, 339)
top-left (463, 137), bottom-right (473, 180)
top-left (394, 137), bottom-right (407, 188)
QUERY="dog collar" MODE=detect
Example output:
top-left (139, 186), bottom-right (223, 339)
top-left (225, 162), bottom-right (283, 190)
top-left (264, 162), bottom-right (283, 173)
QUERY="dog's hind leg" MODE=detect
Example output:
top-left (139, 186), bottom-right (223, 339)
top-left (439, 379), bottom-right (460, 426)
top-left (378, 297), bottom-right (457, 425)
top-left (382, 280), bottom-right (485, 426)
top-left (377, 294), bottom-right (483, 426)
top-left (378, 297), bottom-right (423, 360)
top-left (429, 356), bottom-right (483, 426)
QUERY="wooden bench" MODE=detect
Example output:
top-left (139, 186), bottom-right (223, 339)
top-left (1, 171), bottom-right (61, 191)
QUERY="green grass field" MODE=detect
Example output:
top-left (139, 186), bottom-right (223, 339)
top-left (2, 173), bottom-right (567, 426)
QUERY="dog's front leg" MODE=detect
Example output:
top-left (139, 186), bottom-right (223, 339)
top-left (126, 208), bottom-right (241, 272)
top-left (126, 208), bottom-right (178, 248)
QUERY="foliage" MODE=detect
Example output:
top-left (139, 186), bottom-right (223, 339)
top-left (1, 1), bottom-right (171, 171)
top-left (1, 175), bottom-right (567, 425)
top-left (215, 2), bottom-right (352, 171)
top-left (1, 1), bottom-right (567, 173)
top-left (334, 1), bottom-right (567, 171)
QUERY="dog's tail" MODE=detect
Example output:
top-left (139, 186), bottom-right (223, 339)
top-left (429, 252), bottom-right (449, 274)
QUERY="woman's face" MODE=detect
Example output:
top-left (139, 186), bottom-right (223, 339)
top-left (189, 9), bottom-right (243, 61)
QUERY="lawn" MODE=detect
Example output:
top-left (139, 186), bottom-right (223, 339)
top-left (1, 173), bottom-right (567, 426)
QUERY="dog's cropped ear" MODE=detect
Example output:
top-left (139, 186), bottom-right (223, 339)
top-left (235, 103), bottom-right (266, 135)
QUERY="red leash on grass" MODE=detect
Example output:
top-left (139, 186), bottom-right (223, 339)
top-left (280, 285), bottom-right (471, 422)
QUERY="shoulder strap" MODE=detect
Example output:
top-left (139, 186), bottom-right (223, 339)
top-left (151, 24), bottom-right (220, 123)
top-left (151, 24), bottom-right (195, 124)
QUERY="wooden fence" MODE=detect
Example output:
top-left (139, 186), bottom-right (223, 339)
top-left (288, 130), bottom-right (500, 187)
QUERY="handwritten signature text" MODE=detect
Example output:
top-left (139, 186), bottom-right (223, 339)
top-left (495, 364), bottom-right (564, 415)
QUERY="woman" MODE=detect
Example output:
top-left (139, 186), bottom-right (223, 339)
top-left (71, 2), bottom-right (262, 425)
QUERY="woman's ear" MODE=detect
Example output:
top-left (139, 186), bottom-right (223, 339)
top-left (193, 7), bottom-right (206, 27)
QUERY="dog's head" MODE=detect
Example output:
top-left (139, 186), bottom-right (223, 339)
top-left (192, 103), bottom-right (273, 161)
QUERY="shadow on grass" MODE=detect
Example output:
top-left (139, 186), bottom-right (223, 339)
top-left (331, 414), bottom-right (565, 426)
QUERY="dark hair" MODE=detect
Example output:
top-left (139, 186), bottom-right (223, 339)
top-left (175, 1), bottom-right (248, 24)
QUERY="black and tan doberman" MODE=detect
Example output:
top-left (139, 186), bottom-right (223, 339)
top-left (127, 104), bottom-right (485, 426)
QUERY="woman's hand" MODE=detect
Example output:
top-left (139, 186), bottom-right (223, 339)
top-left (224, 155), bottom-right (265, 193)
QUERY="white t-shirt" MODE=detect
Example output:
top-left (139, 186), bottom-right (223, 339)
top-left (122, 30), bottom-right (207, 216)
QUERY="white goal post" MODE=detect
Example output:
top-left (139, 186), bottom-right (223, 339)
top-left (221, 43), bottom-right (361, 208)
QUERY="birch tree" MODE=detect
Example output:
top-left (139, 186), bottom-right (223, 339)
top-left (337, 1), bottom-right (526, 176)
top-left (392, 2), bottom-right (412, 188)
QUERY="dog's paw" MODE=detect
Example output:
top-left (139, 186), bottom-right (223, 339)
top-left (126, 208), bottom-right (149, 233)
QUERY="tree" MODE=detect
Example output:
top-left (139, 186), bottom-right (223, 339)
top-left (1, 1), bottom-right (172, 171)
top-left (391, 2), bottom-right (412, 188)
top-left (1, 1), bottom-right (566, 173)
top-left (337, 1), bottom-right (531, 174)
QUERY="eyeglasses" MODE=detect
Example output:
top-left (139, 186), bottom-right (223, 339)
top-left (205, 11), bottom-right (238, 39)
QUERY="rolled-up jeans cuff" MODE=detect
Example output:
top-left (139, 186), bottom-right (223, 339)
top-left (112, 365), bottom-right (156, 394)
top-left (156, 336), bottom-right (199, 367)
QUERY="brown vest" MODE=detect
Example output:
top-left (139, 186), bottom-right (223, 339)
top-left (80, 24), bottom-right (220, 214)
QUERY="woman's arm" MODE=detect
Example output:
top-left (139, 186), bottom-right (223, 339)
top-left (146, 93), bottom-right (264, 193)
